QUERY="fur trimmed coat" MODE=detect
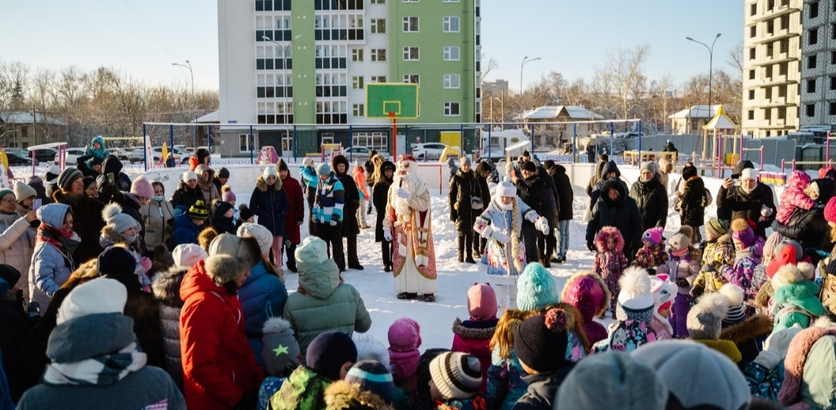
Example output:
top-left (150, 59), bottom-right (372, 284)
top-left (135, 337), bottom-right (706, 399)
top-left (250, 175), bottom-right (290, 237)
top-left (473, 197), bottom-right (541, 278)
top-left (451, 317), bottom-right (498, 392)
top-left (593, 227), bottom-right (628, 280)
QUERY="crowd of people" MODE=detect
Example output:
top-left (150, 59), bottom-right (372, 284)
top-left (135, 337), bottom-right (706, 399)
top-left (2, 136), bottom-right (836, 409)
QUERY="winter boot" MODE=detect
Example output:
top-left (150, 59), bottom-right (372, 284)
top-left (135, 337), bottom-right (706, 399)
top-left (457, 235), bottom-right (465, 263)
top-left (464, 234), bottom-right (476, 263)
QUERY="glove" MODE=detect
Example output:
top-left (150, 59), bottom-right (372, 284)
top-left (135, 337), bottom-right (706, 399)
top-left (815, 202), bottom-right (826, 210)
top-left (480, 226), bottom-right (494, 239)
top-left (535, 217), bottom-right (549, 234)
top-left (397, 188), bottom-right (410, 199)
top-left (383, 229), bottom-right (393, 242)
top-left (760, 205), bottom-right (774, 218)
top-left (493, 232), bottom-right (511, 244)
top-left (675, 278), bottom-right (690, 288)
top-left (752, 350), bottom-right (781, 370)
top-left (139, 257), bottom-right (152, 272)
top-left (330, 220), bottom-right (337, 226)
top-left (587, 241), bottom-right (595, 252)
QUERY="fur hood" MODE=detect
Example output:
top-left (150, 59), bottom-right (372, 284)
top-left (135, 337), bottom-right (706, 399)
top-left (353, 333), bottom-right (391, 367)
top-left (152, 265), bottom-right (190, 308)
top-left (324, 380), bottom-right (394, 410)
top-left (561, 271), bottom-right (611, 322)
top-left (788, 170), bottom-right (812, 191)
top-left (331, 154), bottom-right (351, 176)
top-left (451, 317), bottom-right (498, 340)
top-left (255, 174), bottom-right (282, 192)
top-left (99, 225), bottom-right (129, 247)
top-left (719, 314), bottom-right (773, 344)
top-left (594, 226), bottom-right (624, 253)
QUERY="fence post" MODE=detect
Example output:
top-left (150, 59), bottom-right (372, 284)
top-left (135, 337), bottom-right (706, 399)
top-left (637, 120), bottom-right (642, 159)
top-left (487, 126), bottom-right (491, 161)
top-left (791, 158), bottom-right (796, 172)
top-left (142, 124), bottom-right (147, 171)
top-left (293, 124), bottom-right (298, 163)
top-left (348, 125), bottom-right (353, 162)
top-left (760, 146), bottom-right (764, 171)
top-left (781, 158), bottom-right (785, 175)
top-left (249, 125), bottom-right (254, 164)
top-left (573, 123), bottom-right (577, 163)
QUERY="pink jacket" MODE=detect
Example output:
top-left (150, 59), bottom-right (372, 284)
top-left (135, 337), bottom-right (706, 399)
top-left (651, 316), bottom-right (673, 340)
top-left (776, 170), bottom-right (814, 225)
top-left (451, 317), bottom-right (497, 392)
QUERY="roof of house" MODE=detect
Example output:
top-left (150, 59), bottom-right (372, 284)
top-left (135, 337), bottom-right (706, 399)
top-left (194, 110), bottom-right (220, 123)
top-left (0, 112), bottom-right (65, 126)
top-left (668, 105), bottom-right (723, 119)
top-left (523, 105), bottom-right (603, 120)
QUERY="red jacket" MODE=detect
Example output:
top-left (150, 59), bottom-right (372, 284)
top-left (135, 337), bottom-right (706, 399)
top-left (281, 175), bottom-right (305, 245)
top-left (180, 261), bottom-right (263, 410)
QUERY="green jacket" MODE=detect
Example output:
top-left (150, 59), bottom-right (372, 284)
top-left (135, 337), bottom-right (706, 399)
top-left (271, 365), bottom-right (332, 410)
top-left (773, 281), bottom-right (825, 332)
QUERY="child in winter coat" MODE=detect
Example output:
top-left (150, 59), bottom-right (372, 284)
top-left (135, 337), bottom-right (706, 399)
top-left (776, 170), bottom-right (816, 225)
top-left (388, 318), bottom-right (422, 399)
top-left (649, 274), bottom-right (677, 340)
top-left (211, 200), bottom-right (237, 235)
top-left (771, 263), bottom-right (824, 332)
top-left (592, 267), bottom-right (658, 353)
top-left (656, 228), bottom-right (701, 338)
top-left (258, 317), bottom-right (302, 410)
top-left (428, 352), bottom-right (489, 410)
top-left (593, 226), bottom-right (629, 319)
top-left (324, 360), bottom-right (397, 410)
top-left (353, 162), bottom-right (371, 230)
top-left (743, 325), bottom-right (803, 400)
top-left (633, 226), bottom-right (669, 271)
top-left (702, 218), bottom-right (735, 268)
top-left (723, 219), bottom-right (765, 305)
top-left (686, 293), bottom-right (743, 364)
top-left (561, 271), bottom-right (612, 345)
top-left (451, 283), bottom-right (498, 393)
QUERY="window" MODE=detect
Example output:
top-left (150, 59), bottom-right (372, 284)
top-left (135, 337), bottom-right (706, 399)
top-left (444, 102), bottom-right (460, 116)
top-left (807, 79), bottom-right (816, 93)
top-left (443, 74), bottom-right (460, 88)
top-left (810, 1), bottom-right (819, 18)
top-left (831, 76), bottom-right (836, 90)
top-left (403, 74), bottom-right (419, 84)
top-left (750, 26), bottom-right (757, 38)
top-left (750, 3), bottom-right (757, 15)
top-left (765, 87), bottom-right (772, 100)
top-left (749, 69), bottom-right (755, 80)
top-left (832, 51), bottom-right (836, 64)
top-left (830, 102), bottom-right (836, 116)
top-left (314, 44), bottom-right (348, 70)
top-left (255, 0), bottom-right (291, 11)
top-left (403, 46), bottom-right (419, 61)
top-left (352, 49), bottom-right (364, 62)
top-left (353, 132), bottom-right (388, 152)
top-left (809, 54), bottom-right (818, 69)
top-left (371, 49), bottom-right (386, 61)
top-left (370, 0), bottom-right (384, 3)
top-left (352, 76), bottom-right (364, 89)
top-left (314, 14), bottom-right (364, 41)
top-left (371, 18), bottom-right (386, 33)
top-left (352, 103), bottom-right (365, 117)
top-left (315, 0), bottom-right (363, 9)
top-left (257, 101), bottom-right (293, 124)
top-left (443, 16), bottom-right (460, 32)
top-left (239, 134), bottom-right (250, 152)
top-left (749, 47), bottom-right (756, 60)
top-left (807, 104), bottom-right (816, 117)
top-left (403, 17), bottom-right (419, 32)
top-left (748, 89), bottom-right (755, 100)
top-left (315, 100), bottom-right (348, 124)
top-left (443, 46), bottom-right (460, 61)
top-left (810, 28), bottom-right (818, 45)
top-left (748, 110), bottom-right (755, 120)
top-left (315, 72), bottom-right (347, 97)
top-left (371, 75), bottom-right (387, 83)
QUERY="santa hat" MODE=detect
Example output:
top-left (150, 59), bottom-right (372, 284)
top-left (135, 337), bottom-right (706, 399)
top-left (616, 267), bottom-right (655, 323)
top-left (397, 154), bottom-right (417, 173)
top-left (495, 176), bottom-right (517, 197)
top-left (642, 227), bottom-right (664, 247)
top-left (649, 274), bottom-right (677, 334)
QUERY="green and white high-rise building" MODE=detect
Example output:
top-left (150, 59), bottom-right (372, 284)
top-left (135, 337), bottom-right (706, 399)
top-left (217, 0), bottom-right (481, 157)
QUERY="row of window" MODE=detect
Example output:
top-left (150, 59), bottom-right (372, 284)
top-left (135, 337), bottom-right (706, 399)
top-left (350, 46), bottom-right (460, 62)
top-left (748, 0), bottom-right (791, 17)
top-left (747, 51), bottom-right (836, 80)
top-left (254, 0), bottom-right (463, 12)
top-left (255, 102), bottom-right (461, 124)
top-left (805, 102), bottom-right (836, 116)
top-left (402, 16), bottom-right (460, 33)
top-left (255, 46), bottom-right (461, 71)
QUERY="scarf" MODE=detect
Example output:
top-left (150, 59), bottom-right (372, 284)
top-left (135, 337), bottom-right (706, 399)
top-left (38, 223), bottom-right (81, 258)
top-left (671, 247), bottom-right (689, 259)
top-left (43, 341), bottom-right (147, 386)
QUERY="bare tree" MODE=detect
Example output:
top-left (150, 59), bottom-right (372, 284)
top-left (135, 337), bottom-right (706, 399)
top-left (596, 43), bottom-right (652, 120)
top-left (480, 56), bottom-right (499, 83)
top-left (727, 42), bottom-right (744, 73)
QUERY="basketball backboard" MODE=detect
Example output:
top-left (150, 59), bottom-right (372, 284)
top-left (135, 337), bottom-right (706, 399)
top-left (366, 83), bottom-right (419, 119)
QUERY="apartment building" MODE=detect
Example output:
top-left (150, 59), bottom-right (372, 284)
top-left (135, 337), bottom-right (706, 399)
top-left (217, 0), bottom-right (481, 157)
top-left (799, 0), bottom-right (836, 127)
top-left (742, 0), bottom-right (803, 137)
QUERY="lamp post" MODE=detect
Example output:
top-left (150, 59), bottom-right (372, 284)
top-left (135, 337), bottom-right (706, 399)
top-left (172, 60), bottom-right (195, 148)
top-left (519, 56), bottom-right (541, 124)
top-left (686, 33), bottom-right (721, 160)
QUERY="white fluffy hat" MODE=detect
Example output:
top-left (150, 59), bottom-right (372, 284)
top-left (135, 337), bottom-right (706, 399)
top-left (172, 244), bottom-right (208, 268)
top-left (496, 176), bottom-right (517, 197)
top-left (57, 278), bottom-right (127, 325)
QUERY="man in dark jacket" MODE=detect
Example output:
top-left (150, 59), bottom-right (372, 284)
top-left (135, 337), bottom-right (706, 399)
top-left (629, 161), bottom-right (668, 232)
top-left (718, 160), bottom-right (756, 222)
top-left (545, 160), bottom-right (573, 263)
top-left (212, 167), bottom-right (230, 192)
top-left (97, 156), bottom-right (132, 205)
top-left (473, 160), bottom-right (494, 258)
top-left (587, 179), bottom-right (643, 262)
top-left (448, 157), bottom-right (482, 264)
top-left (514, 161), bottom-right (556, 266)
top-left (677, 163), bottom-right (706, 244)
top-left (716, 167), bottom-right (776, 238)
top-left (332, 155), bottom-right (363, 270)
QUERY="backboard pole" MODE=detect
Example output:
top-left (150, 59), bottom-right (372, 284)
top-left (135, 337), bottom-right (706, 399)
top-left (389, 111), bottom-right (397, 158)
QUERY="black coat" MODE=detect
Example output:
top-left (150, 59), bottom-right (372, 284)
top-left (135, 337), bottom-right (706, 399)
top-left (516, 175), bottom-right (550, 221)
top-left (587, 179), bottom-right (643, 259)
top-left (775, 179), bottom-right (836, 252)
top-left (170, 181), bottom-right (202, 212)
top-left (538, 166), bottom-right (560, 217)
top-left (716, 183), bottom-right (776, 237)
top-left (590, 161), bottom-right (628, 209)
top-left (0, 294), bottom-right (32, 401)
top-left (332, 155), bottom-right (360, 237)
top-left (449, 169), bottom-right (482, 233)
top-left (52, 190), bottom-right (105, 265)
top-left (514, 366), bottom-right (574, 410)
top-left (630, 176), bottom-right (668, 231)
top-left (373, 177), bottom-right (393, 242)
top-left (548, 164), bottom-right (574, 221)
top-left (679, 176), bottom-right (706, 227)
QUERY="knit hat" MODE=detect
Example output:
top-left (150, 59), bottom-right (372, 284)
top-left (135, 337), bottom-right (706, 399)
top-left (56, 278), bottom-right (127, 325)
top-left (130, 175), bottom-right (154, 199)
top-left (642, 227), bottom-right (663, 246)
top-left (825, 196), bottom-right (836, 223)
top-left (303, 157), bottom-right (315, 168)
top-left (277, 159), bottom-right (289, 172)
top-left (516, 262), bottom-right (560, 311)
top-left (556, 352), bottom-right (668, 410)
top-left (221, 186), bottom-right (236, 202)
top-left (741, 168), bottom-right (759, 180)
top-left (514, 308), bottom-right (570, 372)
top-left (521, 161), bottom-right (537, 173)
top-left (561, 272), bottom-right (610, 322)
top-left (182, 171), bottom-right (197, 184)
top-left (97, 246), bottom-right (137, 277)
top-left (13, 181), bottom-right (36, 203)
top-left (766, 242), bottom-right (798, 279)
top-left (345, 360), bottom-right (395, 402)
top-left (261, 317), bottom-right (301, 376)
top-left (668, 232), bottom-right (690, 251)
top-left (208, 233), bottom-right (261, 269)
top-left (687, 293), bottom-right (728, 340)
top-left (763, 231), bottom-right (785, 259)
top-left (495, 176), bottom-right (517, 197)
top-left (682, 164), bottom-right (697, 180)
top-left (317, 163), bottom-right (332, 176)
top-left (218, 167), bottom-right (230, 179)
top-left (295, 236), bottom-right (329, 265)
top-left (719, 284), bottom-right (746, 327)
top-left (649, 274), bottom-right (677, 333)
top-left (705, 218), bottom-right (728, 240)
top-left (45, 165), bottom-right (62, 183)
top-left (388, 318), bottom-right (421, 352)
top-left (429, 352), bottom-right (481, 400)
top-left (0, 265), bottom-right (21, 293)
top-left (57, 167), bottom-right (83, 191)
top-left (0, 190), bottom-right (12, 203)
top-left (460, 156), bottom-right (472, 166)
top-left (466, 283), bottom-right (497, 321)
top-left (263, 166), bottom-right (278, 181)
top-left (187, 200), bottom-right (209, 220)
top-left (102, 204), bottom-right (137, 234)
top-left (639, 161), bottom-right (655, 173)
top-left (239, 204), bottom-right (255, 221)
top-left (82, 176), bottom-right (96, 191)
top-left (238, 222), bottom-right (273, 256)
top-left (731, 219), bottom-right (755, 248)
top-left (616, 267), bottom-right (655, 323)
top-left (631, 340), bottom-right (750, 410)
top-left (172, 243), bottom-right (208, 268)
top-left (306, 331), bottom-right (358, 381)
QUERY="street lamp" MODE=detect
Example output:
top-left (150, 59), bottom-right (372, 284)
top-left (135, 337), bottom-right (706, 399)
top-left (172, 60), bottom-right (195, 148)
top-left (519, 56), bottom-right (541, 123)
top-left (262, 34), bottom-right (302, 124)
top-left (686, 34), bottom-right (721, 120)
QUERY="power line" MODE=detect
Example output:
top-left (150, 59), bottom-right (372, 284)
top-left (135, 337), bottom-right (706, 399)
top-left (121, 0), bottom-right (177, 63)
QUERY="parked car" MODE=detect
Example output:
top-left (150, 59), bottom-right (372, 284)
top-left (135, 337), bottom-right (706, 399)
top-left (343, 146), bottom-right (378, 162)
top-left (130, 147), bottom-right (185, 164)
top-left (109, 148), bottom-right (131, 160)
top-left (411, 143), bottom-right (447, 161)
top-left (54, 147), bottom-right (87, 165)
top-left (6, 151), bottom-right (36, 165)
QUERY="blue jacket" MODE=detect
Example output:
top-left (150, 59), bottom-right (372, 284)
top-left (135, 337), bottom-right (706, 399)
top-left (239, 260), bottom-right (288, 369)
top-left (250, 176), bottom-right (290, 236)
top-left (85, 136), bottom-right (109, 160)
top-left (312, 174), bottom-right (345, 223)
top-left (29, 203), bottom-right (74, 308)
top-left (300, 166), bottom-right (318, 190)
top-left (172, 214), bottom-right (201, 247)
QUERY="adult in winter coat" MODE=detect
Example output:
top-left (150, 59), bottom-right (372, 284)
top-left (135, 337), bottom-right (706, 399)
top-left (97, 156), bottom-right (132, 204)
top-left (373, 161), bottom-right (396, 271)
top-left (141, 181), bottom-right (175, 249)
top-left (629, 161), bottom-right (668, 232)
top-left (16, 278), bottom-right (184, 410)
top-left (474, 160), bottom-right (495, 258)
top-left (51, 167), bottom-right (105, 264)
top-left (678, 163), bottom-right (707, 244)
top-left (170, 171), bottom-right (203, 213)
top-left (277, 159), bottom-right (305, 272)
top-left (283, 236), bottom-right (372, 359)
top-left (332, 154), bottom-right (363, 270)
top-left (236, 223), bottom-right (288, 369)
top-left (449, 156), bottom-right (483, 264)
top-left (775, 178), bottom-right (836, 252)
top-left (250, 167), bottom-right (291, 269)
top-left (195, 164), bottom-right (220, 225)
top-left (212, 167), bottom-right (230, 193)
top-left (0, 189), bottom-right (36, 303)
top-left (589, 160), bottom-right (629, 210)
top-left (515, 161), bottom-right (557, 266)
top-left (180, 234), bottom-right (264, 410)
top-left (717, 167), bottom-right (776, 237)
top-left (585, 155), bottom-right (608, 198)
top-left (151, 261), bottom-right (190, 390)
top-left (587, 179), bottom-right (643, 263)
top-left (0, 265), bottom-right (30, 403)
top-left (28, 203), bottom-right (79, 309)
top-left (353, 161), bottom-right (371, 229)
top-left (545, 161), bottom-right (573, 263)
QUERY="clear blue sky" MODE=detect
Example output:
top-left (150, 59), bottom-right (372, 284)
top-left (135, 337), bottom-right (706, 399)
top-left (2, 1), bottom-right (742, 92)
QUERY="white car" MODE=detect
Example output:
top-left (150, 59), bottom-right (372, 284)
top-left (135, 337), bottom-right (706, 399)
top-left (54, 147), bottom-right (87, 165)
top-left (343, 146), bottom-right (383, 162)
top-left (411, 143), bottom-right (447, 161)
top-left (130, 148), bottom-right (184, 164)
top-left (109, 148), bottom-right (130, 160)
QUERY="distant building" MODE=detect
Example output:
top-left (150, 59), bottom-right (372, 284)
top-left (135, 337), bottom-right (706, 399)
top-left (668, 105), bottom-right (722, 135)
top-left (482, 79), bottom-right (508, 96)
top-left (0, 112), bottom-right (65, 148)
top-left (799, 0), bottom-right (836, 128)
top-left (523, 105), bottom-right (604, 147)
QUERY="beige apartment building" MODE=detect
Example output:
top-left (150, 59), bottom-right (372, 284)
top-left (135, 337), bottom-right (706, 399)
top-left (743, 0), bottom-right (803, 137)
top-left (799, 0), bottom-right (836, 127)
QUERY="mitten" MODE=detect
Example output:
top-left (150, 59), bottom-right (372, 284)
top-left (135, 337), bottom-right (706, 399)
top-left (383, 229), bottom-right (393, 242)
top-left (397, 188), bottom-right (410, 199)
top-left (760, 205), bottom-right (774, 218)
top-left (752, 350), bottom-right (781, 370)
top-left (675, 278), bottom-right (690, 288)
